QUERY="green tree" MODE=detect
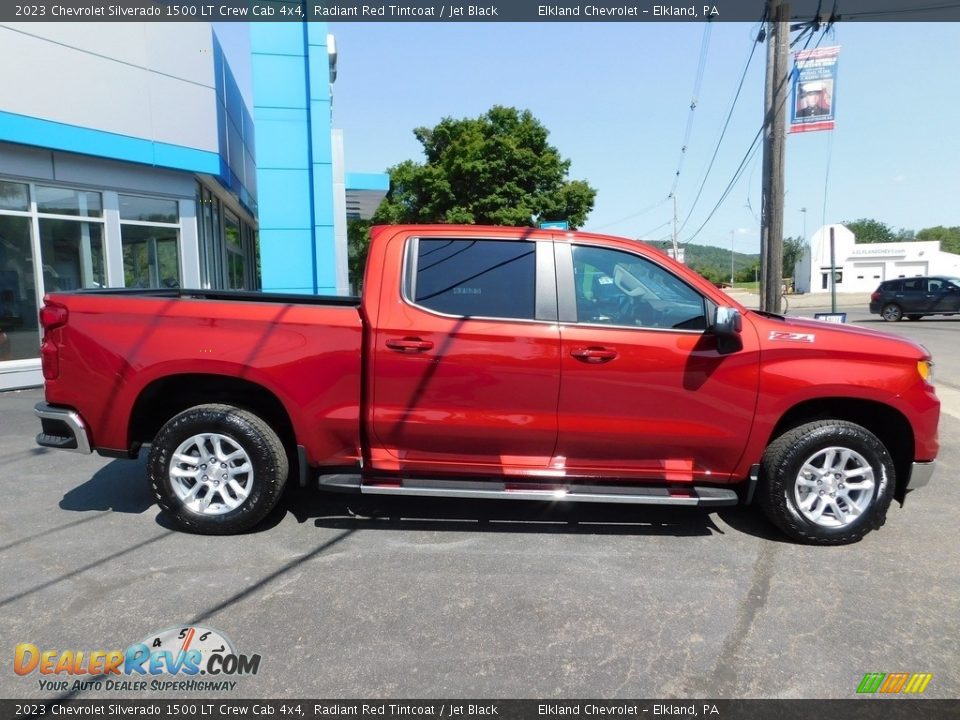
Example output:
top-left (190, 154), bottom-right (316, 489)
top-left (843, 218), bottom-right (896, 244)
top-left (782, 235), bottom-right (807, 279)
top-left (916, 225), bottom-right (960, 255)
top-left (374, 106), bottom-right (596, 227)
top-left (348, 106), bottom-right (597, 287)
top-left (347, 218), bottom-right (372, 291)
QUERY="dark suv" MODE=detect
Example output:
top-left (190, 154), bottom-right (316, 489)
top-left (870, 276), bottom-right (960, 321)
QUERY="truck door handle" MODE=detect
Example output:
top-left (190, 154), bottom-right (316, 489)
top-left (571, 346), bottom-right (618, 363)
top-left (386, 337), bottom-right (434, 353)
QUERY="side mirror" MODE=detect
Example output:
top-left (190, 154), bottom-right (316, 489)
top-left (712, 306), bottom-right (743, 355)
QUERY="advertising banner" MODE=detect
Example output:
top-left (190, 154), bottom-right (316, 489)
top-left (790, 46), bottom-right (840, 133)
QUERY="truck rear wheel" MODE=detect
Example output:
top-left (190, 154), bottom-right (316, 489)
top-left (148, 404), bottom-right (288, 534)
top-left (758, 420), bottom-right (895, 545)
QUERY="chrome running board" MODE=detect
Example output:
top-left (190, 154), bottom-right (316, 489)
top-left (317, 474), bottom-right (738, 507)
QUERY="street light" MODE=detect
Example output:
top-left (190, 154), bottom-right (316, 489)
top-left (800, 207), bottom-right (807, 241)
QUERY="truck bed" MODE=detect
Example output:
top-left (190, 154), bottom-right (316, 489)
top-left (40, 288), bottom-right (364, 466)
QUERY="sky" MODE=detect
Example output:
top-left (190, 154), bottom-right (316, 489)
top-left (214, 20), bottom-right (960, 256)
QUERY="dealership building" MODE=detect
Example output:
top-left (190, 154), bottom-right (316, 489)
top-left (0, 22), bottom-right (387, 390)
top-left (795, 224), bottom-right (960, 295)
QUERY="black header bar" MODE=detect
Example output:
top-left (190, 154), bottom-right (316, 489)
top-left (4, 0), bottom-right (960, 22)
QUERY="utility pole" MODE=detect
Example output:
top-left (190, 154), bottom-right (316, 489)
top-left (760, 0), bottom-right (790, 313)
top-left (730, 230), bottom-right (735, 286)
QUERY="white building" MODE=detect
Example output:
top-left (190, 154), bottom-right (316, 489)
top-left (795, 224), bottom-right (960, 294)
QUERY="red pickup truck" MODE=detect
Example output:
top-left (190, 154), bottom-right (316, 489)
top-left (35, 225), bottom-right (939, 544)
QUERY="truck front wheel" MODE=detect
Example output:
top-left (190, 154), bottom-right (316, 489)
top-left (148, 404), bottom-right (289, 534)
top-left (758, 420), bottom-right (895, 545)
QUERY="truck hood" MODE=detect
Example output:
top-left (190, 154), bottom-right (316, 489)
top-left (747, 310), bottom-right (930, 360)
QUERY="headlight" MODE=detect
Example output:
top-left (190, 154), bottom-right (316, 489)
top-left (917, 360), bottom-right (934, 385)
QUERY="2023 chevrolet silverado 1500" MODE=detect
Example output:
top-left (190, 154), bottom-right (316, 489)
top-left (35, 225), bottom-right (939, 544)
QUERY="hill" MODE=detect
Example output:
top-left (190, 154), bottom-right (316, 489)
top-left (646, 240), bottom-right (759, 283)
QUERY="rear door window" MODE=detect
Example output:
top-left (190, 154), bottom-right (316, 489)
top-left (409, 239), bottom-right (536, 320)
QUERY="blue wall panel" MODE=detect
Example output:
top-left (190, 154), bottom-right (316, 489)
top-left (254, 108), bottom-right (309, 170)
top-left (257, 168), bottom-right (312, 229)
top-left (252, 55), bottom-right (308, 109)
top-left (260, 229), bottom-right (317, 293)
top-left (253, 21), bottom-right (339, 295)
top-left (250, 23), bottom-right (305, 55)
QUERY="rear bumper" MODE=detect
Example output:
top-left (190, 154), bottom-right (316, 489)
top-left (34, 403), bottom-right (92, 454)
top-left (907, 461), bottom-right (935, 490)
top-left (868, 302), bottom-right (881, 314)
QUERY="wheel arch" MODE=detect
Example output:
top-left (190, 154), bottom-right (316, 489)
top-left (130, 374), bottom-right (298, 464)
top-left (768, 397), bottom-right (914, 500)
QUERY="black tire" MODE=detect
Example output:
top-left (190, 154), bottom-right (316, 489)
top-left (881, 303), bottom-right (902, 322)
top-left (757, 420), bottom-right (895, 545)
top-left (907, 314), bottom-right (922, 321)
top-left (148, 404), bottom-right (289, 534)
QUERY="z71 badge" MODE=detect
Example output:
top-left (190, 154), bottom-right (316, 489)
top-left (769, 330), bottom-right (816, 343)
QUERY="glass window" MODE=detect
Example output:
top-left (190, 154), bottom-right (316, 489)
top-left (411, 239), bottom-right (536, 320)
top-left (38, 218), bottom-right (104, 291)
top-left (0, 181), bottom-right (29, 212)
top-left (119, 195), bottom-right (178, 223)
top-left (572, 245), bottom-right (706, 330)
top-left (0, 215), bottom-right (39, 361)
top-left (224, 211), bottom-right (245, 290)
top-left (121, 225), bottom-right (180, 289)
top-left (902, 278), bottom-right (926, 292)
top-left (36, 186), bottom-right (102, 218)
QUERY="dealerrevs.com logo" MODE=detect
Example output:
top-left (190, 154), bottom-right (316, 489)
top-left (14, 626), bottom-right (261, 693)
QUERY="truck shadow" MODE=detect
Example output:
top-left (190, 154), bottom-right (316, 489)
top-left (280, 487), bottom-right (785, 540)
top-left (56, 461), bottom-right (788, 542)
top-left (59, 457), bottom-right (155, 514)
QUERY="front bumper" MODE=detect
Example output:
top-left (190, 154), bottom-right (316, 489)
top-left (34, 403), bottom-right (92, 454)
top-left (907, 461), bottom-right (935, 490)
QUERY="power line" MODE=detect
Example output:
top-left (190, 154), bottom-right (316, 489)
top-left (682, 16), bottom-right (832, 245)
top-left (636, 219), bottom-right (672, 239)
top-left (589, 197), bottom-right (669, 231)
top-left (836, 2), bottom-right (960, 19)
top-left (676, 19), bottom-right (764, 236)
top-left (668, 22), bottom-right (713, 199)
top-left (684, 129), bottom-right (764, 244)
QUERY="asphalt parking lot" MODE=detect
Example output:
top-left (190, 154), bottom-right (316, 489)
top-left (1, 307), bottom-right (958, 700)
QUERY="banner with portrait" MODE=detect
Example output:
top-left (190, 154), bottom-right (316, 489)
top-left (789, 46), bottom-right (840, 133)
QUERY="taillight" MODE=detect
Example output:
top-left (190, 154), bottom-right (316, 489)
top-left (40, 339), bottom-right (59, 380)
top-left (870, 291), bottom-right (881, 302)
top-left (39, 301), bottom-right (67, 381)
top-left (39, 303), bottom-right (68, 331)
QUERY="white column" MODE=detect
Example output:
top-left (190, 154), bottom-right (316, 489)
top-left (102, 191), bottom-right (125, 287)
top-left (331, 129), bottom-right (349, 295)
top-left (179, 198), bottom-right (201, 289)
